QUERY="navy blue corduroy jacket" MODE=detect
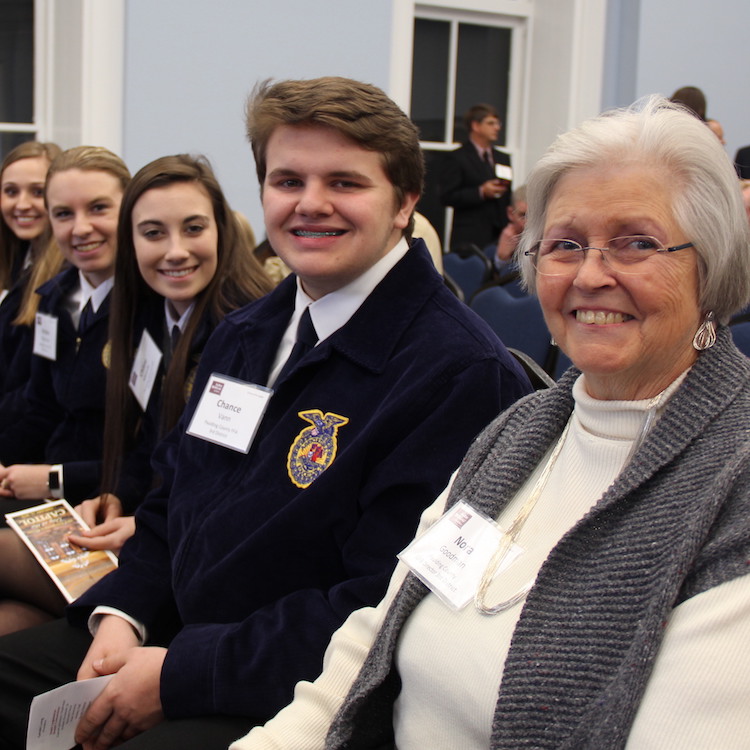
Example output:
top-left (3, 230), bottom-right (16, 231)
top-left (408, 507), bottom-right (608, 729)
top-left (70, 241), bottom-right (532, 721)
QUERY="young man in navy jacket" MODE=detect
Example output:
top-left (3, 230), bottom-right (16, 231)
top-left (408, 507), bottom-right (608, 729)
top-left (0, 77), bottom-right (531, 750)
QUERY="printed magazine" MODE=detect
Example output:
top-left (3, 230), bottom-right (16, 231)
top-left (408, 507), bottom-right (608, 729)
top-left (5, 500), bottom-right (118, 602)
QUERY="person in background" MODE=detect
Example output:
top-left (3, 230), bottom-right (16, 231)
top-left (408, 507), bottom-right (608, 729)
top-left (0, 141), bottom-right (63, 420)
top-left (253, 237), bottom-right (292, 286)
top-left (233, 210), bottom-right (258, 254)
top-left (236, 95), bottom-right (750, 750)
top-left (734, 145), bottom-right (750, 179)
top-left (0, 146), bottom-right (130, 509)
top-left (741, 179), bottom-right (750, 223)
top-left (0, 76), bottom-right (530, 750)
top-left (493, 183), bottom-right (527, 276)
top-left (707, 118), bottom-right (726, 145)
top-left (670, 84), bottom-right (706, 120)
top-left (440, 103), bottom-right (512, 250)
top-left (0, 154), bottom-right (273, 635)
top-left (412, 211), bottom-right (443, 274)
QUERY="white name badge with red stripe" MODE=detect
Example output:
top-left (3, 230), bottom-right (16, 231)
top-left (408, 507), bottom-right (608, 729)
top-left (398, 500), bottom-right (522, 610)
top-left (33, 312), bottom-right (58, 361)
top-left (129, 329), bottom-right (162, 411)
top-left (186, 373), bottom-right (272, 453)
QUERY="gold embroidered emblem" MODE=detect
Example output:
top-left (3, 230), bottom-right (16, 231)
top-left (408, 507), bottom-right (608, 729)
top-left (287, 410), bottom-right (349, 489)
top-left (101, 340), bottom-right (111, 369)
top-left (184, 365), bottom-right (197, 402)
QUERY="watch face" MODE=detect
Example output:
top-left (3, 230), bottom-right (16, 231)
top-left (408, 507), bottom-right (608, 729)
top-left (49, 472), bottom-right (60, 490)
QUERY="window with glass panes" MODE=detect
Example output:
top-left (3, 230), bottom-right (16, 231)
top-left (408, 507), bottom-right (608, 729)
top-left (411, 14), bottom-right (515, 245)
top-left (0, 0), bottom-right (36, 156)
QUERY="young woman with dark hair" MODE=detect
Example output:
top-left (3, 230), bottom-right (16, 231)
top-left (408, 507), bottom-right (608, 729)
top-left (0, 154), bottom-right (272, 632)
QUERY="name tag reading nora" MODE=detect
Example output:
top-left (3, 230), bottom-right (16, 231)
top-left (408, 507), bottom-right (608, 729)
top-left (398, 500), bottom-right (522, 611)
top-left (129, 329), bottom-right (162, 411)
top-left (186, 373), bottom-right (272, 453)
top-left (33, 312), bottom-right (58, 361)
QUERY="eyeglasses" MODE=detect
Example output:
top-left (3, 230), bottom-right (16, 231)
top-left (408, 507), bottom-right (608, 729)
top-left (525, 235), bottom-right (694, 276)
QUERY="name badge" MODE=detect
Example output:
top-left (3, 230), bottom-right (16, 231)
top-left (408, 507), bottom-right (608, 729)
top-left (33, 312), bottom-right (58, 361)
top-left (495, 163), bottom-right (513, 182)
top-left (186, 373), bottom-right (272, 453)
top-left (398, 500), bottom-right (522, 611)
top-left (129, 329), bottom-right (163, 411)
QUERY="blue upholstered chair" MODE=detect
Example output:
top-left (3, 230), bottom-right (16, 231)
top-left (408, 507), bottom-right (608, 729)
top-left (730, 321), bottom-right (750, 357)
top-left (470, 285), bottom-right (552, 368)
top-left (443, 245), bottom-right (493, 301)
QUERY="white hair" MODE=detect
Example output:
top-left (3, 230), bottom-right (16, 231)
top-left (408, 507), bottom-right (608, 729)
top-left (519, 95), bottom-right (750, 323)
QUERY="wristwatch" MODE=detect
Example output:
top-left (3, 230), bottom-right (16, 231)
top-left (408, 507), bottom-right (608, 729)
top-left (48, 464), bottom-right (63, 499)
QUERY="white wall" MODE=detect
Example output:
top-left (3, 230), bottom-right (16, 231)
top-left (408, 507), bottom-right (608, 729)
top-left (119, 0), bottom-right (750, 242)
top-left (523, 0), bottom-right (607, 178)
top-left (123, 0), bottom-right (395, 238)
top-left (633, 0), bottom-right (750, 164)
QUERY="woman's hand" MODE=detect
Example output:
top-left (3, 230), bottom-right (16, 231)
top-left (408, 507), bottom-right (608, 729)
top-left (75, 494), bottom-right (124, 527)
top-left (71, 495), bottom-right (132, 554)
top-left (69, 516), bottom-right (136, 555)
top-left (0, 464), bottom-right (52, 499)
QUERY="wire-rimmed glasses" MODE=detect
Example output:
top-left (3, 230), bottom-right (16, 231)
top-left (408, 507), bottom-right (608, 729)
top-left (525, 235), bottom-right (694, 276)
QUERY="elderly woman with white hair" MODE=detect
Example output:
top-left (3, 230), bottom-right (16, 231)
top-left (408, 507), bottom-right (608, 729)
top-left (232, 96), bottom-right (750, 750)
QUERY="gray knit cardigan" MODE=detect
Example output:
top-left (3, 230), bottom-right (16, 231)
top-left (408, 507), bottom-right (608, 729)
top-left (326, 327), bottom-right (750, 749)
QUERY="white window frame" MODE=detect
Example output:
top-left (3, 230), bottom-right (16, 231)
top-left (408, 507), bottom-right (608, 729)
top-left (0, 0), bottom-right (41, 142)
top-left (389, 1), bottom-right (531, 249)
top-left (1, 0), bottom-right (125, 152)
top-left (389, 0), bottom-right (531, 173)
top-left (389, 0), bottom-right (607, 187)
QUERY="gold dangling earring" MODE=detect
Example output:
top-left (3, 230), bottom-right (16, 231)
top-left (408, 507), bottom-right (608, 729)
top-left (693, 311), bottom-right (717, 351)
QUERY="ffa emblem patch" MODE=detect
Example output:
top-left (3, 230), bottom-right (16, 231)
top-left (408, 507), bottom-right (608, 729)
top-left (101, 340), bottom-right (111, 369)
top-left (287, 409), bottom-right (349, 488)
top-left (184, 365), bottom-right (197, 402)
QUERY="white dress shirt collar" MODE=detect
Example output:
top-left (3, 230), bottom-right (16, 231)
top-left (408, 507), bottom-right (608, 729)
top-left (79, 271), bottom-right (114, 314)
top-left (164, 299), bottom-right (195, 333)
top-left (267, 237), bottom-right (410, 386)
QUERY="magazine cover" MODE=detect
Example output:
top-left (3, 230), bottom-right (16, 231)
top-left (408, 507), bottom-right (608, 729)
top-left (5, 500), bottom-right (118, 603)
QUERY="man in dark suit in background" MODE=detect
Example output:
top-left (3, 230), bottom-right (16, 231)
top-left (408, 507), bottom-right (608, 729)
top-left (440, 103), bottom-right (512, 250)
top-left (735, 145), bottom-right (750, 179)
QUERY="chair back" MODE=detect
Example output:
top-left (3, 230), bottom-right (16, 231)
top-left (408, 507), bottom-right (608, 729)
top-left (730, 321), bottom-right (750, 357)
top-left (552, 348), bottom-right (573, 379)
top-left (443, 253), bottom-right (486, 301)
top-left (470, 286), bottom-right (551, 367)
top-left (507, 348), bottom-right (554, 390)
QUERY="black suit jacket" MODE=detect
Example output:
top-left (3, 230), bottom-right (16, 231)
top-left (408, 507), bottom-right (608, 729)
top-left (735, 145), bottom-right (750, 179)
top-left (440, 142), bottom-right (512, 249)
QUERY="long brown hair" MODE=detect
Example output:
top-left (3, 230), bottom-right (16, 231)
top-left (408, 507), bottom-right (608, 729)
top-left (1, 142), bottom-right (63, 323)
top-left (101, 154), bottom-right (273, 495)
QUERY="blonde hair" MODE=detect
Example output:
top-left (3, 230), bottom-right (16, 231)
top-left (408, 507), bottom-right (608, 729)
top-left (14, 146), bottom-right (132, 327)
top-left (45, 145), bottom-right (131, 195)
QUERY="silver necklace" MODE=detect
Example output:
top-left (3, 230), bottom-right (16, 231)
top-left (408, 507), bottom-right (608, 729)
top-left (474, 392), bottom-right (664, 615)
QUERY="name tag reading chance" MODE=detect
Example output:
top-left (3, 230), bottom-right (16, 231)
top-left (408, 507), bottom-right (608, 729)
top-left (186, 373), bottom-right (272, 453)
